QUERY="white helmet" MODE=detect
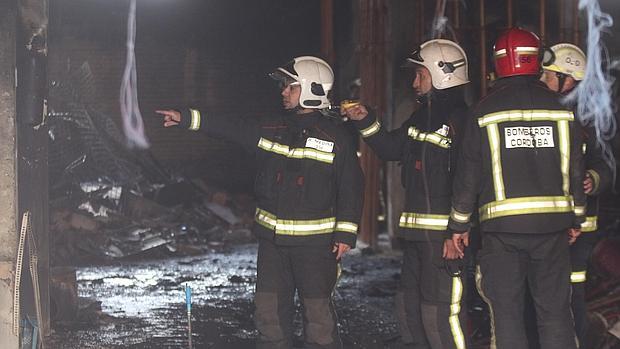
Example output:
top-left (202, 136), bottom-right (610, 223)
top-left (542, 43), bottom-right (586, 81)
top-left (270, 56), bottom-right (334, 109)
top-left (405, 39), bottom-right (469, 90)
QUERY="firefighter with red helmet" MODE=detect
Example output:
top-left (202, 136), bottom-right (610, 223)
top-left (448, 28), bottom-right (586, 348)
top-left (541, 43), bottom-right (613, 346)
top-left (343, 39), bottom-right (469, 349)
top-left (157, 56), bottom-right (364, 349)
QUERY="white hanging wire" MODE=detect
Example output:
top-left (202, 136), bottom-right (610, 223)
top-left (563, 0), bottom-right (616, 176)
top-left (431, 0), bottom-right (449, 39)
top-left (120, 0), bottom-right (150, 149)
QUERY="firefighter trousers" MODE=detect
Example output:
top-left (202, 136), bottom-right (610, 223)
top-left (395, 240), bottom-right (467, 349)
top-left (570, 234), bottom-right (597, 347)
top-left (476, 231), bottom-right (577, 349)
top-left (254, 238), bottom-right (341, 349)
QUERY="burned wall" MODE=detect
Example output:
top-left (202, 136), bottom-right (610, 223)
top-left (48, 0), bottom-right (322, 192)
top-left (0, 1), bottom-right (19, 345)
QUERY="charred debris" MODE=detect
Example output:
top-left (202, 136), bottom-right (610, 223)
top-left (48, 62), bottom-right (255, 266)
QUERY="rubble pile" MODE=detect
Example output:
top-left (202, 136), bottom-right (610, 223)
top-left (50, 179), bottom-right (256, 266)
top-left (585, 220), bottom-right (620, 347)
top-left (48, 62), bottom-right (255, 266)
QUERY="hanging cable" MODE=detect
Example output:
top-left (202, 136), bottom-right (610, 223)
top-left (430, 0), bottom-right (463, 42)
top-left (431, 0), bottom-right (448, 39)
top-left (120, 0), bottom-right (150, 149)
top-left (563, 0), bottom-right (616, 177)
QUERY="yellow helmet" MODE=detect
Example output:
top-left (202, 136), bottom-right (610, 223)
top-left (542, 43), bottom-right (586, 81)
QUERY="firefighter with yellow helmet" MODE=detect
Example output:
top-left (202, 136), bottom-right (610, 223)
top-left (541, 42), bottom-right (613, 346)
top-left (541, 43), bottom-right (587, 92)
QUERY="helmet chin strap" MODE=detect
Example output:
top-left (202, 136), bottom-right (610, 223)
top-left (292, 104), bottom-right (316, 114)
top-left (284, 105), bottom-right (304, 114)
top-left (556, 73), bottom-right (568, 93)
top-left (416, 89), bottom-right (433, 104)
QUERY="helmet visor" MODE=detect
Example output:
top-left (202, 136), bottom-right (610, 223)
top-left (269, 70), bottom-right (299, 90)
top-left (541, 47), bottom-right (556, 67)
top-left (401, 45), bottom-right (424, 68)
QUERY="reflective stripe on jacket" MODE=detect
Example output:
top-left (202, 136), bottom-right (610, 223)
top-left (449, 77), bottom-right (586, 234)
top-left (353, 88), bottom-right (467, 241)
top-left (179, 108), bottom-right (364, 247)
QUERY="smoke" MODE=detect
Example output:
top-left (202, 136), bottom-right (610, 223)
top-left (563, 0), bottom-right (616, 174)
top-left (431, 0), bottom-right (465, 42)
top-left (120, 0), bottom-right (150, 149)
top-left (432, 17), bottom-right (448, 39)
top-left (431, 0), bottom-right (448, 39)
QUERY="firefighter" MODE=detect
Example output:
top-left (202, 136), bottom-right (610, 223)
top-left (156, 56), bottom-right (364, 349)
top-left (343, 39), bottom-right (469, 349)
top-left (541, 43), bottom-right (613, 346)
top-left (448, 28), bottom-right (586, 349)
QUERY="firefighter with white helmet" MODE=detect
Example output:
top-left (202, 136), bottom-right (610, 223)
top-left (343, 39), bottom-right (469, 348)
top-left (157, 56), bottom-right (363, 349)
top-left (270, 55), bottom-right (334, 109)
top-left (449, 28), bottom-right (586, 349)
top-left (541, 42), bottom-right (612, 346)
top-left (408, 38), bottom-right (469, 90)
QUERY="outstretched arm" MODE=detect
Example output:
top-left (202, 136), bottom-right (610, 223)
top-left (343, 104), bottom-right (410, 161)
top-left (156, 108), bottom-right (264, 153)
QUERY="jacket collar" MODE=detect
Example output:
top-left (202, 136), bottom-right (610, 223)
top-left (285, 110), bottom-right (323, 129)
top-left (491, 75), bottom-right (542, 89)
top-left (418, 86), bottom-right (464, 108)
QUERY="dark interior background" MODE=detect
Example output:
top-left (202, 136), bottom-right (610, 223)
top-left (47, 0), bottom-right (620, 194)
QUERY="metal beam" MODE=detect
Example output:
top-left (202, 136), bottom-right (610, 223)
top-left (507, 0), bottom-right (513, 28)
top-left (420, 0), bottom-right (425, 41)
top-left (452, 0), bottom-right (460, 32)
top-left (539, 0), bottom-right (547, 41)
top-left (559, 0), bottom-right (566, 41)
top-left (479, 0), bottom-right (487, 96)
top-left (321, 0), bottom-right (335, 64)
top-left (357, 0), bottom-right (387, 247)
top-left (573, 0), bottom-right (580, 45)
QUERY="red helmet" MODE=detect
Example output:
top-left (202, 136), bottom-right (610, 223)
top-left (493, 28), bottom-right (541, 78)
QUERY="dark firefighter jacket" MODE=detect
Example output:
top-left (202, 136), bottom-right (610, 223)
top-left (352, 88), bottom-right (467, 241)
top-left (178, 108), bottom-right (364, 248)
top-left (580, 126), bottom-right (613, 237)
top-left (448, 76), bottom-right (587, 234)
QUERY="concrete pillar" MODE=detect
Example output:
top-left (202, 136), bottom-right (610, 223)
top-left (0, 0), bottom-right (20, 347)
top-left (0, 0), bottom-right (50, 346)
top-left (17, 0), bottom-right (50, 339)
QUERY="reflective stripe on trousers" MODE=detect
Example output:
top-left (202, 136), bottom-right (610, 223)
top-left (570, 270), bottom-right (586, 283)
top-left (449, 277), bottom-right (466, 349)
top-left (476, 266), bottom-right (497, 349)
